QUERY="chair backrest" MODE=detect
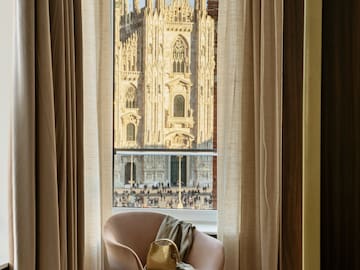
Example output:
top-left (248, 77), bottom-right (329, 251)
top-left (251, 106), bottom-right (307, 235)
top-left (103, 211), bottom-right (225, 270)
top-left (104, 211), bottom-right (166, 267)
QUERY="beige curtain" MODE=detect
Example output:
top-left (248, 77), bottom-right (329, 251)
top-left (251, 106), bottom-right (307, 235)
top-left (217, 0), bottom-right (283, 269)
top-left (11, 0), bottom-right (84, 270)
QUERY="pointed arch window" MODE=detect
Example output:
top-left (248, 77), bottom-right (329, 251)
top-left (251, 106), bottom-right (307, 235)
top-left (173, 37), bottom-right (189, 73)
top-left (127, 123), bottom-right (136, 141)
top-left (125, 87), bottom-right (136, 108)
top-left (174, 95), bottom-right (185, 117)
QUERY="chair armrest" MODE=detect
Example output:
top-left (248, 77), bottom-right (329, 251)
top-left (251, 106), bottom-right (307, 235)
top-left (104, 234), bottom-right (144, 270)
top-left (185, 230), bottom-right (225, 270)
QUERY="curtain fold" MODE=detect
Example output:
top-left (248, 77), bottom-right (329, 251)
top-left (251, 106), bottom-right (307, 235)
top-left (82, 0), bottom-right (102, 268)
top-left (11, 0), bottom-right (84, 269)
top-left (217, 0), bottom-right (283, 269)
top-left (82, 0), bottom-right (114, 269)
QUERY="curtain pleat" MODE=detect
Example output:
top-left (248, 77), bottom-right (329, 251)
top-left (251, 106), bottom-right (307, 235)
top-left (35, 1), bottom-right (61, 268)
top-left (217, 0), bottom-right (283, 269)
top-left (82, 0), bottom-right (114, 268)
top-left (12, 0), bottom-right (36, 269)
top-left (12, 0), bottom-right (84, 269)
top-left (74, 0), bottom-right (85, 268)
top-left (82, 0), bottom-right (103, 268)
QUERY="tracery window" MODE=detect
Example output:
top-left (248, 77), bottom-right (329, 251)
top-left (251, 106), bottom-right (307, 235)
top-left (174, 95), bottom-right (185, 117)
top-left (173, 37), bottom-right (188, 73)
top-left (125, 87), bottom-right (136, 108)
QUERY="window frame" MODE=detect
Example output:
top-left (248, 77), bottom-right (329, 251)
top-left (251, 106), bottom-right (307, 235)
top-left (126, 123), bottom-right (136, 141)
top-left (111, 0), bottom-right (218, 234)
top-left (174, 95), bottom-right (185, 117)
top-left (172, 36), bottom-right (189, 74)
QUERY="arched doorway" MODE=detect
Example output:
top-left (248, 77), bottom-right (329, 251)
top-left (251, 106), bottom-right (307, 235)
top-left (125, 162), bottom-right (136, 185)
top-left (170, 156), bottom-right (186, 187)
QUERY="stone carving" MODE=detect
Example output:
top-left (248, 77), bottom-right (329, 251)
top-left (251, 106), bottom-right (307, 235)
top-left (165, 0), bottom-right (194, 23)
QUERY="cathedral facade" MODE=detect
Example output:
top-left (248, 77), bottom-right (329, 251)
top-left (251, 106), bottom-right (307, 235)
top-left (113, 0), bottom-right (215, 188)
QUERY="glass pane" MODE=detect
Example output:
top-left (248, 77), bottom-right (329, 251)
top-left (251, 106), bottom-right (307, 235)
top-left (113, 0), bottom-right (218, 210)
top-left (126, 123), bottom-right (135, 141)
top-left (174, 95), bottom-right (185, 117)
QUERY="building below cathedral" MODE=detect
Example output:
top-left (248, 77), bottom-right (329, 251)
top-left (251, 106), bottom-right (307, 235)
top-left (113, 0), bottom-right (215, 189)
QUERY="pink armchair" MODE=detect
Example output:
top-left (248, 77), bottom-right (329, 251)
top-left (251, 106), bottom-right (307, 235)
top-left (103, 211), bottom-right (225, 270)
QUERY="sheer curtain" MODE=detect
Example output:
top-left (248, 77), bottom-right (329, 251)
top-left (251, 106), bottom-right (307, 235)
top-left (11, 0), bottom-right (84, 269)
top-left (82, 0), bottom-right (113, 269)
top-left (217, 0), bottom-right (283, 269)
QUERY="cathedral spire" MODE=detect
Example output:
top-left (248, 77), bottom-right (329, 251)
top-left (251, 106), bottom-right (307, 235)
top-left (133, 0), bottom-right (140, 13)
top-left (116, 0), bottom-right (126, 16)
top-left (173, 0), bottom-right (190, 6)
top-left (195, 0), bottom-right (206, 11)
top-left (156, 0), bottom-right (165, 10)
top-left (146, 0), bottom-right (153, 9)
top-left (124, 0), bottom-right (128, 14)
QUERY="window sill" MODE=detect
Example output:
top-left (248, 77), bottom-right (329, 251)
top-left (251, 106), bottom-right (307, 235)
top-left (112, 207), bottom-right (218, 235)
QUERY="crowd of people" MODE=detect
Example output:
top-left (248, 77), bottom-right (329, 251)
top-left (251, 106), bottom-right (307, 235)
top-left (113, 183), bottom-right (214, 209)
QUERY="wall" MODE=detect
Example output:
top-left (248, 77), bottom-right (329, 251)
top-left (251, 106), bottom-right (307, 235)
top-left (0, 0), bottom-right (14, 263)
top-left (282, 0), bottom-right (304, 268)
top-left (321, 0), bottom-right (360, 268)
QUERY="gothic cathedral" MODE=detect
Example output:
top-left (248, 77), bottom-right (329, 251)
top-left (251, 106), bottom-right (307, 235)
top-left (114, 0), bottom-right (215, 188)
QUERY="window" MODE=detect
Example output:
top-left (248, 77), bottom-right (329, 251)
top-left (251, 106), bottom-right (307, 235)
top-left (174, 95), bottom-right (185, 117)
top-left (125, 87), bottom-right (136, 108)
top-left (126, 123), bottom-right (136, 141)
top-left (173, 37), bottom-right (188, 73)
top-left (113, 0), bottom-right (218, 227)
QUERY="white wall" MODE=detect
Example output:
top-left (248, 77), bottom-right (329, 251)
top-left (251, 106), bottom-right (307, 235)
top-left (0, 0), bottom-right (15, 262)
